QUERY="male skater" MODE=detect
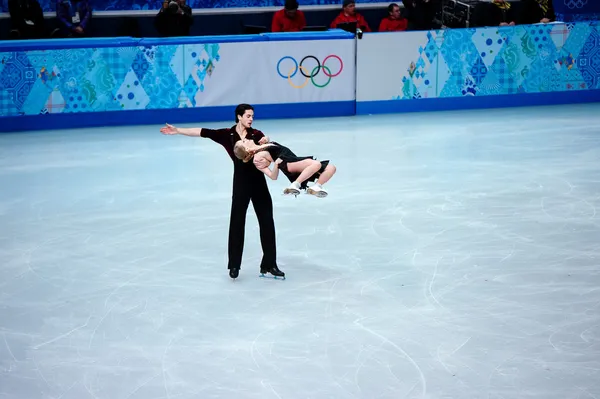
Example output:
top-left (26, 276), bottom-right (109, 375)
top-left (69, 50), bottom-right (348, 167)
top-left (160, 104), bottom-right (285, 280)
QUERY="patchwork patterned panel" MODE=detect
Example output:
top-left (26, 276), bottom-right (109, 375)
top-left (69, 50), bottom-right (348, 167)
top-left (0, 44), bottom-right (221, 116)
top-left (2, 22), bottom-right (600, 116)
top-left (396, 21), bottom-right (600, 100)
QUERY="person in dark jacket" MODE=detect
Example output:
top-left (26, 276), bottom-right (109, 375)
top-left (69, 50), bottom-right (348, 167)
top-left (55, 0), bottom-right (91, 37)
top-left (401, 0), bottom-right (435, 31)
top-left (486, 0), bottom-right (516, 26)
top-left (519, 0), bottom-right (555, 24)
top-left (8, 0), bottom-right (46, 39)
top-left (154, 0), bottom-right (193, 37)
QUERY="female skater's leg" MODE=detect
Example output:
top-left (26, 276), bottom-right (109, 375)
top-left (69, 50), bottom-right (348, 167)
top-left (286, 159), bottom-right (322, 184)
top-left (283, 159), bottom-right (322, 195)
top-left (307, 164), bottom-right (336, 198)
top-left (316, 164), bottom-right (336, 185)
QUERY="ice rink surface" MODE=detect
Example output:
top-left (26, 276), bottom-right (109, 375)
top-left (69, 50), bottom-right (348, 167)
top-left (1, 104), bottom-right (600, 399)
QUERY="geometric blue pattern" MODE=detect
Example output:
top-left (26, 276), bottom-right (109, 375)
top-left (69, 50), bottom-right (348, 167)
top-left (132, 52), bottom-right (151, 82)
top-left (470, 56), bottom-right (488, 85)
top-left (440, 29), bottom-right (479, 75)
top-left (0, 89), bottom-right (19, 116)
top-left (0, 44), bottom-right (220, 116)
top-left (397, 21), bottom-right (600, 100)
top-left (577, 26), bottom-right (600, 89)
top-left (0, 52), bottom-right (36, 113)
top-left (22, 79), bottom-right (53, 115)
top-left (184, 75), bottom-right (199, 107)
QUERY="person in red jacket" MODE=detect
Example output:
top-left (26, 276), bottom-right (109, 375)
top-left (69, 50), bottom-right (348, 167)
top-left (379, 3), bottom-right (408, 31)
top-left (271, 0), bottom-right (306, 32)
top-left (330, 0), bottom-right (371, 32)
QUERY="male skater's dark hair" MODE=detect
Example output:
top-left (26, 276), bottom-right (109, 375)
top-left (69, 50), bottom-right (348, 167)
top-left (235, 104), bottom-right (254, 123)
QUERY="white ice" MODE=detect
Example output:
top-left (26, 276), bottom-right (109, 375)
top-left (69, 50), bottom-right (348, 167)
top-left (1, 104), bottom-right (600, 399)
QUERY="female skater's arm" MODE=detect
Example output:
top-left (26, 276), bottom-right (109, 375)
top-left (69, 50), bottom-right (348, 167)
top-left (253, 143), bottom-right (274, 151)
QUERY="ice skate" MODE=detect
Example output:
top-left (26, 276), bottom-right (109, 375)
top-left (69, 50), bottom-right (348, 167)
top-left (260, 265), bottom-right (286, 280)
top-left (307, 184), bottom-right (328, 198)
top-left (283, 181), bottom-right (301, 197)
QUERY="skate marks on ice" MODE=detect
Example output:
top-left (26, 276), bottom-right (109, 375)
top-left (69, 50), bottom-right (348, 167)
top-left (1, 104), bottom-right (600, 398)
top-left (346, 114), bottom-right (600, 397)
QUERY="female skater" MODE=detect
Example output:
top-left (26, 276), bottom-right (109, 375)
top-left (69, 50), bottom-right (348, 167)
top-left (233, 138), bottom-right (337, 198)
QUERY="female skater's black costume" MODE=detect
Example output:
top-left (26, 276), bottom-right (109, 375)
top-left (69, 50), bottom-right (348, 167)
top-left (263, 142), bottom-right (329, 190)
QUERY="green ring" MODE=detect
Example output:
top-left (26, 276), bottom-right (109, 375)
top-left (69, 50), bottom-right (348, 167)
top-left (310, 65), bottom-right (332, 88)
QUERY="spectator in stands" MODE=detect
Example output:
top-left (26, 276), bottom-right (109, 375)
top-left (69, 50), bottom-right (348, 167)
top-left (56, 0), bottom-right (91, 37)
top-left (271, 0), bottom-right (306, 32)
top-left (378, 3), bottom-right (408, 31)
top-left (486, 0), bottom-right (515, 26)
top-left (155, 0), bottom-right (193, 37)
top-left (8, 0), bottom-right (46, 39)
top-left (330, 0), bottom-right (371, 32)
top-left (401, 0), bottom-right (435, 30)
top-left (519, 0), bottom-right (555, 24)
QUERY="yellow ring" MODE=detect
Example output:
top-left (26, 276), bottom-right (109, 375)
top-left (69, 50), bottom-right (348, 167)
top-left (287, 65), bottom-right (310, 89)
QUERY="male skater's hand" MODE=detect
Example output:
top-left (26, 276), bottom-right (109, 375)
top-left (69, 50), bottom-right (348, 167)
top-left (275, 158), bottom-right (283, 165)
top-left (254, 157), bottom-right (269, 169)
top-left (160, 124), bottom-right (178, 135)
top-left (259, 136), bottom-right (269, 144)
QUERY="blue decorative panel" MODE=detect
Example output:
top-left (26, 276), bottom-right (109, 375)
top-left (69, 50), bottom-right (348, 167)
top-left (0, 30), bottom-right (357, 119)
top-left (0, 43), bottom-right (221, 116)
top-left (391, 22), bottom-right (600, 101)
top-left (554, 0), bottom-right (600, 22)
top-left (576, 26), bottom-right (600, 89)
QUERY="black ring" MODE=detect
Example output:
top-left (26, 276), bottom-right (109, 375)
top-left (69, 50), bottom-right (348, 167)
top-left (299, 55), bottom-right (321, 78)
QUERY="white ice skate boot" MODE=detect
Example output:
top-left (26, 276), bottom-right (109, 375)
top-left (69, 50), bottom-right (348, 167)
top-left (307, 184), bottom-right (328, 198)
top-left (283, 181), bottom-right (301, 196)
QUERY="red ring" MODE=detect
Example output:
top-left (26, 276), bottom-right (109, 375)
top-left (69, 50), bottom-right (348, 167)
top-left (322, 55), bottom-right (343, 78)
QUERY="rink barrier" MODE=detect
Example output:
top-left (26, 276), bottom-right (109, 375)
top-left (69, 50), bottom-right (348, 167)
top-left (354, 21), bottom-right (600, 115)
top-left (0, 30), bottom-right (357, 132)
top-left (2, 22), bottom-right (600, 132)
top-left (356, 90), bottom-right (600, 115)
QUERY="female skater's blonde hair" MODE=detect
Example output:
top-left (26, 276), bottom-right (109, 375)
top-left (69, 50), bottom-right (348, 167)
top-left (233, 141), bottom-right (253, 163)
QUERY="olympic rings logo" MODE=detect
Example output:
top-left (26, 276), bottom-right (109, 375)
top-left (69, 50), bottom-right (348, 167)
top-left (276, 55), bottom-right (344, 89)
top-left (564, 0), bottom-right (587, 9)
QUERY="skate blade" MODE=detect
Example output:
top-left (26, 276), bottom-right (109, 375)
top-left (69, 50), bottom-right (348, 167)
top-left (308, 189), bottom-right (328, 198)
top-left (260, 273), bottom-right (286, 280)
top-left (283, 189), bottom-right (300, 197)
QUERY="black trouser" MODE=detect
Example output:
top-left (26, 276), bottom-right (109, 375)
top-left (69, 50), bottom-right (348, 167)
top-left (227, 167), bottom-right (277, 270)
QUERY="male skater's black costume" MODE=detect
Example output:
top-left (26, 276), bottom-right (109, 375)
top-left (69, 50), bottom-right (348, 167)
top-left (201, 126), bottom-right (284, 279)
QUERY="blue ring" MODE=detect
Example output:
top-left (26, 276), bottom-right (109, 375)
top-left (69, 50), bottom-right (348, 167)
top-left (277, 56), bottom-right (298, 79)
